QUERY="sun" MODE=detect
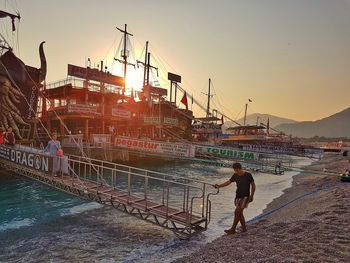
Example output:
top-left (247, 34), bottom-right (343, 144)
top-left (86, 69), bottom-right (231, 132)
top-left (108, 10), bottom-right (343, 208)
top-left (125, 69), bottom-right (143, 91)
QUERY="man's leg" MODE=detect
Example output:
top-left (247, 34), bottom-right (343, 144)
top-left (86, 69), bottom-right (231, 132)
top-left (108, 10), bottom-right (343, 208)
top-left (239, 209), bottom-right (247, 232)
top-left (225, 207), bottom-right (243, 234)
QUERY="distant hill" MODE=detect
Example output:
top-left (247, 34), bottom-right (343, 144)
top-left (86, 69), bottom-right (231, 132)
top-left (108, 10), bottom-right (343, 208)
top-left (276, 107), bottom-right (350, 138)
top-left (223, 113), bottom-right (297, 129)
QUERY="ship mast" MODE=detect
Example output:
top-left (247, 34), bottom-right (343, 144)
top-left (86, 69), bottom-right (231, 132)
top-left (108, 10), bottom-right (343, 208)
top-left (203, 78), bottom-right (214, 118)
top-left (115, 24), bottom-right (134, 98)
top-left (137, 42), bottom-right (158, 102)
top-left (143, 41), bottom-right (149, 86)
top-left (243, 99), bottom-right (252, 126)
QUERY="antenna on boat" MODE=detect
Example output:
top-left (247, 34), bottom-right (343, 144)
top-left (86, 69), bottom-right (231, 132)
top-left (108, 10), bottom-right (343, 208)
top-left (115, 24), bottom-right (135, 98)
top-left (202, 78), bottom-right (214, 117)
top-left (243, 99), bottom-right (252, 126)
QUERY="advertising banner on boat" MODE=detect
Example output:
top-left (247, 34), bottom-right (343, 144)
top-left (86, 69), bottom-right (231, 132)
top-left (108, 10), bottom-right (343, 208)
top-left (143, 117), bottom-right (179, 125)
top-left (91, 134), bottom-right (112, 144)
top-left (67, 104), bottom-right (99, 114)
top-left (143, 85), bottom-right (168, 96)
top-left (68, 64), bottom-right (124, 86)
top-left (112, 108), bottom-right (131, 119)
top-left (163, 117), bottom-right (178, 126)
top-left (115, 137), bottom-right (195, 157)
top-left (62, 134), bottom-right (83, 147)
top-left (192, 123), bottom-right (222, 134)
top-left (144, 116), bottom-right (161, 124)
top-left (0, 145), bottom-right (52, 172)
top-left (195, 145), bottom-right (259, 160)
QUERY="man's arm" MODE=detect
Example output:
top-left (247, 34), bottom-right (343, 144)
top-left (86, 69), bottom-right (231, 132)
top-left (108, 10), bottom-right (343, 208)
top-left (214, 180), bottom-right (232, 188)
top-left (249, 181), bottom-right (256, 202)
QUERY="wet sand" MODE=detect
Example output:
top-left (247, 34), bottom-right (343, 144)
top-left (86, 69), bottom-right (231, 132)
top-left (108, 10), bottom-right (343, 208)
top-left (174, 155), bottom-right (350, 263)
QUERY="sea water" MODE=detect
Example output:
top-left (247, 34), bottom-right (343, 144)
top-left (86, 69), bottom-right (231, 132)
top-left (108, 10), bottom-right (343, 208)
top-left (0, 160), bottom-right (310, 263)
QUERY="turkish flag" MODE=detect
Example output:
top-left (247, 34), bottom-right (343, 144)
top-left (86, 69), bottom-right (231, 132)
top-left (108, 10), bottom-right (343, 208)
top-left (181, 92), bottom-right (188, 110)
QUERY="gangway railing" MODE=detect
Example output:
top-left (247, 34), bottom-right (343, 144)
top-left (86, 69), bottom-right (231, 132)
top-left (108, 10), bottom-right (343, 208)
top-left (67, 154), bottom-right (219, 238)
top-left (0, 144), bottom-right (219, 239)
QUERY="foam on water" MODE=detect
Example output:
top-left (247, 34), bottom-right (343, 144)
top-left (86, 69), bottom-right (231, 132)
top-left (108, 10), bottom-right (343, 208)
top-left (60, 202), bottom-right (103, 216)
top-left (0, 218), bottom-right (35, 231)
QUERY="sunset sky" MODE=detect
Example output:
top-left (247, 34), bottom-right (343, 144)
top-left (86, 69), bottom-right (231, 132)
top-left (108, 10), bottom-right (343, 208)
top-left (2, 0), bottom-right (350, 122)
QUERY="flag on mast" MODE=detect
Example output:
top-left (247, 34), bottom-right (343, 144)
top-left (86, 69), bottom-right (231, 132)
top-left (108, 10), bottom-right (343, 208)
top-left (181, 92), bottom-right (188, 110)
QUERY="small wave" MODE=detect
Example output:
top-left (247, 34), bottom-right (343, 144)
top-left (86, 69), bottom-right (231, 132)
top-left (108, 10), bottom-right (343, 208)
top-left (60, 202), bottom-right (103, 216)
top-left (0, 218), bottom-right (35, 231)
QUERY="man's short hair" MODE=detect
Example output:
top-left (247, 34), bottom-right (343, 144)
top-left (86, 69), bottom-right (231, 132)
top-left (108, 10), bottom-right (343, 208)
top-left (232, 162), bottom-right (242, 169)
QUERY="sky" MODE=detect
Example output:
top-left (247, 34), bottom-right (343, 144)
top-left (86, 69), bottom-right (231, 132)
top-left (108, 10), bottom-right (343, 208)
top-left (1, 0), bottom-right (350, 122)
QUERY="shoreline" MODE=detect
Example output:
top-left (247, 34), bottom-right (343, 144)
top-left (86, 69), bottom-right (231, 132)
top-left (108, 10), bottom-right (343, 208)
top-left (174, 154), bottom-right (350, 263)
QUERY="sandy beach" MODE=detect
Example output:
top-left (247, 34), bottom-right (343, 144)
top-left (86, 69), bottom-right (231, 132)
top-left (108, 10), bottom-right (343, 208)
top-left (174, 155), bottom-right (350, 263)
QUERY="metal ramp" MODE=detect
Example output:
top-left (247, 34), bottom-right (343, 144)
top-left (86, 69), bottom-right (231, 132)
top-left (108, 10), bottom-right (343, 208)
top-left (0, 146), bottom-right (218, 239)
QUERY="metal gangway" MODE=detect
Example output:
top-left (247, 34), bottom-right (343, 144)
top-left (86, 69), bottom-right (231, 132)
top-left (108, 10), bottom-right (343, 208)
top-left (0, 145), bottom-right (218, 239)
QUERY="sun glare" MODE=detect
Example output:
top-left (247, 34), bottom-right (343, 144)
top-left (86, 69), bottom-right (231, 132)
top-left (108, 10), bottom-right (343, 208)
top-left (125, 69), bottom-right (144, 91)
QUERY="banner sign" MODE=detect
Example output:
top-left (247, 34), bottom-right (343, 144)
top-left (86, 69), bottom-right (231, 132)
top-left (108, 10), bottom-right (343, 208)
top-left (115, 137), bottom-right (195, 157)
top-left (143, 85), bottom-right (168, 96)
top-left (192, 123), bottom-right (222, 134)
top-left (143, 117), bottom-right (178, 125)
top-left (195, 145), bottom-right (259, 160)
top-left (144, 116), bottom-right (161, 124)
top-left (68, 64), bottom-right (124, 86)
top-left (0, 145), bottom-right (51, 172)
top-left (62, 134), bottom-right (83, 147)
top-left (91, 134), bottom-right (111, 144)
top-left (67, 104), bottom-right (99, 114)
top-left (163, 117), bottom-right (178, 126)
top-left (112, 108), bottom-right (131, 119)
top-left (168, 72), bottom-right (181, 83)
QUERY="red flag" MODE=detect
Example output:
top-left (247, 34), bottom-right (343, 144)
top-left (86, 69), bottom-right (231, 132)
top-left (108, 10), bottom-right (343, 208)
top-left (221, 115), bottom-right (224, 124)
top-left (181, 92), bottom-right (188, 110)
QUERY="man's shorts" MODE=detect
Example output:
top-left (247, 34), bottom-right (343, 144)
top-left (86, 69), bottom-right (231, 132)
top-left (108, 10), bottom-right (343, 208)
top-left (234, 196), bottom-right (249, 209)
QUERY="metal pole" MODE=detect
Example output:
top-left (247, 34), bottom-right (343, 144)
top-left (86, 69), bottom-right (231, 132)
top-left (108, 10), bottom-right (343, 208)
top-left (144, 172), bottom-right (148, 209)
top-left (128, 167), bottom-right (131, 202)
top-left (162, 175), bottom-right (165, 204)
top-left (146, 53), bottom-right (151, 86)
top-left (123, 24), bottom-right (127, 98)
top-left (174, 82), bottom-right (177, 104)
top-left (243, 103), bottom-right (248, 126)
top-left (143, 41), bottom-right (149, 87)
top-left (206, 78), bottom-right (211, 117)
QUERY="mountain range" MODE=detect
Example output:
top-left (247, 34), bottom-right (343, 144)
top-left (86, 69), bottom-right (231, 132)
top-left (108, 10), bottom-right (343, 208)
top-left (276, 107), bottom-right (350, 138)
top-left (235, 113), bottom-right (297, 128)
top-left (223, 107), bottom-right (350, 138)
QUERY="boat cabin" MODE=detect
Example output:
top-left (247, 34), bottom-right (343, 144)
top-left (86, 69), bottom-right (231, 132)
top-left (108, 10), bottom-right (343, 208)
top-left (37, 64), bottom-right (193, 142)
